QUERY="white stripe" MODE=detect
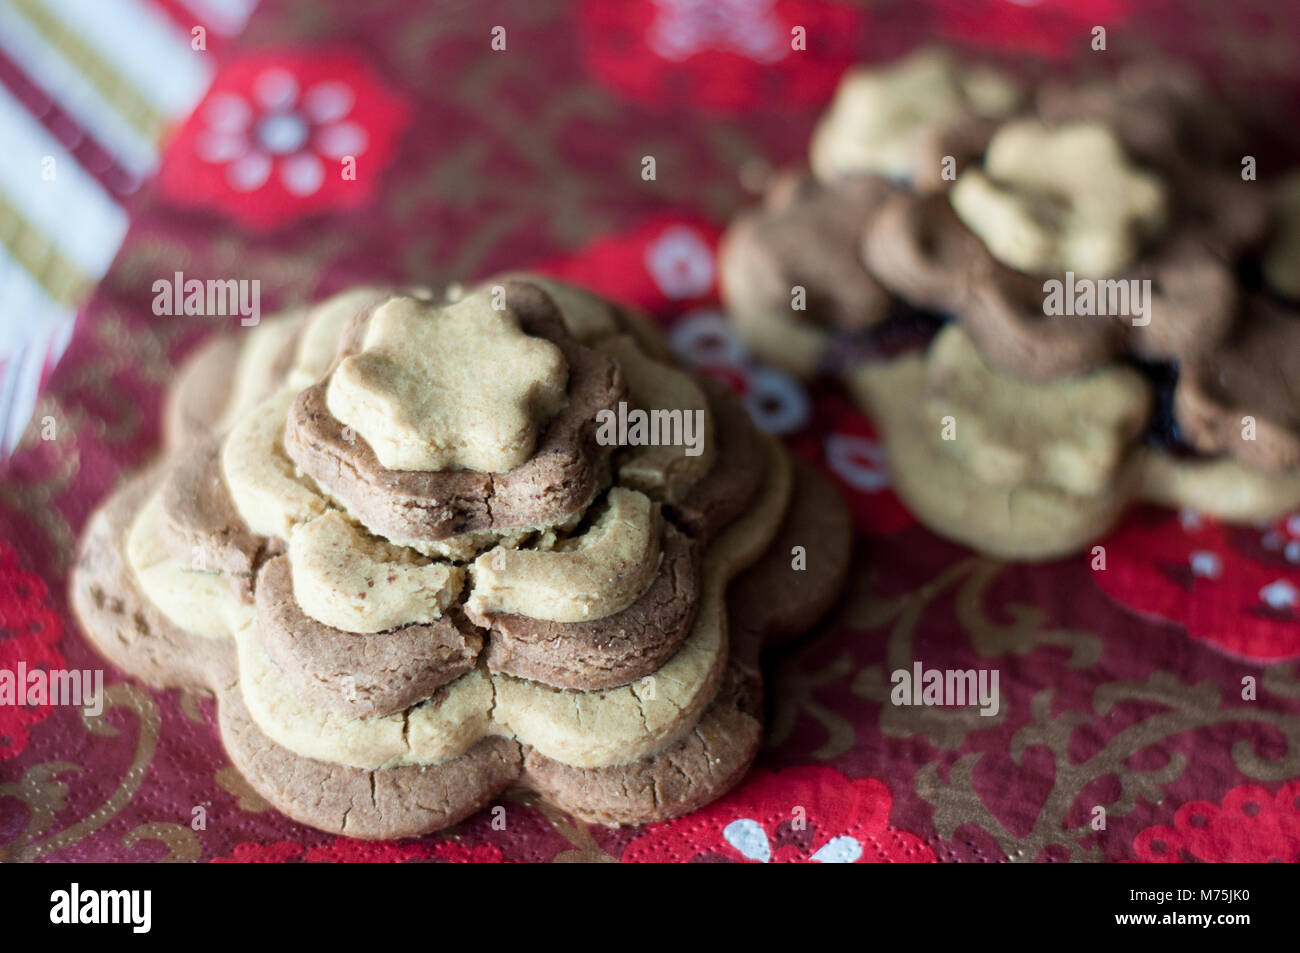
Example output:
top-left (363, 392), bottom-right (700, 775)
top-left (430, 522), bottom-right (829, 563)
top-left (4, 326), bottom-right (52, 451)
top-left (0, 243), bottom-right (57, 356)
top-left (39, 0), bottom-right (214, 118)
top-left (0, 0), bottom-right (159, 176)
top-left (0, 247), bottom-right (74, 452)
top-left (0, 84), bottom-right (129, 279)
top-left (0, 343), bottom-right (25, 451)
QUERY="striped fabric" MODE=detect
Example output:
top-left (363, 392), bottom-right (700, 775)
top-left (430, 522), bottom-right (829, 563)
top-left (0, 0), bottom-right (254, 453)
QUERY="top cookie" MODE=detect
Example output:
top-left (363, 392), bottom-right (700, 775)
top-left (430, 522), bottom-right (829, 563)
top-left (284, 280), bottom-right (626, 552)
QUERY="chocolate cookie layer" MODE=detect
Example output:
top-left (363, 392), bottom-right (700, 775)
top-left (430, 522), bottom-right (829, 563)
top-left (71, 470), bottom-right (236, 691)
top-left (670, 378), bottom-right (768, 542)
top-left (219, 685), bottom-right (522, 840)
top-left (473, 522), bottom-right (701, 691)
top-left (256, 554), bottom-right (481, 718)
top-left (864, 187), bottom-right (1243, 382)
top-left (1175, 296), bottom-right (1300, 472)
top-left (157, 438), bottom-right (267, 592)
top-left (719, 172), bottom-right (895, 377)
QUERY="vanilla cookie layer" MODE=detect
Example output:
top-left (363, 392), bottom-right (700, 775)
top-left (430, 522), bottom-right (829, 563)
top-left (1139, 448), bottom-right (1300, 521)
top-left (286, 287), bottom-right (401, 391)
top-left (466, 487), bottom-right (662, 623)
top-left (235, 622), bottom-right (496, 770)
top-left (223, 388), bottom-right (328, 539)
top-left (848, 354), bottom-right (1139, 560)
top-left (326, 294), bottom-right (570, 473)
top-left (596, 335), bottom-right (715, 504)
top-left (289, 511), bottom-right (464, 633)
top-left (125, 489), bottom-right (254, 639)
top-left (213, 311), bottom-right (307, 435)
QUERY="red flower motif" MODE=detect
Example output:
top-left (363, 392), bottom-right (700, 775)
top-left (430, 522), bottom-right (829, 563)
top-left (0, 545), bottom-right (66, 760)
top-left (159, 50), bottom-right (410, 229)
top-left (623, 766), bottom-right (935, 862)
top-left (210, 838), bottom-right (506, 863)
top-left (579, 0), bottom-right (863, 112)
top-left (935, 0), bottom-right (1133, 58)
top-left (1133, 781), bottom-right (1300, 862)
top-left (538, 215), bottom-right (723, 313)
top-left (1095, 507), bottom-right (1300, 661)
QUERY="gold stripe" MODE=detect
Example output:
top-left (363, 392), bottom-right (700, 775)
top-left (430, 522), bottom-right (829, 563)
top-left (0, 186), bottom-right (96, 309)
top-left (10, 0), bottom-right (167, 143)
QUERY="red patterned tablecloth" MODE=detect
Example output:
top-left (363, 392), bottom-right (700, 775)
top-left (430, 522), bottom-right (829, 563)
top-left (3, 0), bottom-right (1300, 863)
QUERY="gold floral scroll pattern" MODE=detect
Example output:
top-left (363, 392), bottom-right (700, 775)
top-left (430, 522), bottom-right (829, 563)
top-left (0, 683), bottom-right (160, 861)
top-left (918, 673), bottom-right (1300, 862)
top-left (771, 558), bottom-right (1102, 756)
top-left (122, 822), bottom-right (201, 862)
top-left (502, 787), bottom-right (618, 863)
top-left (769, 555), bottom-right (1300, 862)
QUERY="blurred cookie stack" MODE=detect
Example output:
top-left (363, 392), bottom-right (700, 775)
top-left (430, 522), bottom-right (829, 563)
top-left (721, 49), bottom-right (1300, 559)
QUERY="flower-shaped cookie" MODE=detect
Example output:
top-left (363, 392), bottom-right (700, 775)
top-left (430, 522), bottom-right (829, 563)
top-left (70, 277), bottom-right (853, 839)
top-left (1036, 65), bottom-right (1269, 259)
top-left (923, 323), bottom-right (1151, 497)
top-left (861, 111), bottom-right (1249, 382)
top-left (949, 120), bottom-right (1168, 278)
top-left (845, 325), bottom-right (1149, 560)
top-left (810, 48), bottom-right (1019, 189)
top-left (327, 295), bottom-right (569, 473)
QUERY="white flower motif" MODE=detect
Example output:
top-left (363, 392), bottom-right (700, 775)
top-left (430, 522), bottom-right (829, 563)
top-left (647, 0), bottom-right (787, 64)
top-left (1262, 514), bottom-right (1300, 562)
top-left (669, 310), bottom-right (749, 368)
top-left (194, 70), bottom-right (369, 196)
top-left (742, 366), bottom-right (810, 435)
top-left (1259, 579), bottom-right (1299, 611)
top-left (810, 835), bottom-right (864, 863)
top-left (645, 226), bottom-right (715, 300)
top-left (1178, 509), bottom-right (1204, 532)
top-left (721, 817), bottom-right (864, 863)
top-left (825, 434), bottom-right (890, 492)
top-left (722, 818), bottom-right (770, 862)
top-left (666, 310), bottom-right (808, 433)
top-left (1189, 550), bottom-right (1222, 579)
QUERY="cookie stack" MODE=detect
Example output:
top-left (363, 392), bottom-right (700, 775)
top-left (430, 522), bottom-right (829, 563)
top-left (72, 276), bottom-right (850, 838)
top-left (722, 49), bottom-right (1300, 559)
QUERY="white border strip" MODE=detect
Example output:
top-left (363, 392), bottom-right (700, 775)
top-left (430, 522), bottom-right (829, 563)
top-left (0, 0), bottom-right (159, 176)
top-left (0, 82), bottom-right (129, 279)
top-left (39, 0), bottom-right (213, 118)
